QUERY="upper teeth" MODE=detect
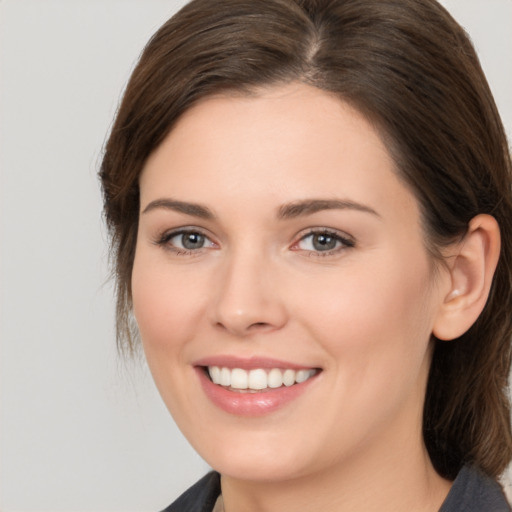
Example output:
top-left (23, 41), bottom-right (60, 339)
top-left (207, 366), bottom-right (316, 390)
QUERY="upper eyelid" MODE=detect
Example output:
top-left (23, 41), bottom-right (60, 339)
top-left (287, 229), bottom-right (355, 259)
top-left (295, 227), bottom-right (355, 244)
top-left (159, 226), bottom-right (212, 238)
top-left (153, 225), bottom-right (355, 249)
top-left (154, 226), bottom-right (216, 247)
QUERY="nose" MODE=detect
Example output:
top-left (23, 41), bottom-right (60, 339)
top-left (210, 248), bottom-right (288, 337)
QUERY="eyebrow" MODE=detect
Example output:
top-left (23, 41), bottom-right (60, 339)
top-left (141, 197), bottom-right (380, 220)
top-left (142, 198), bottom-right (215, 219)
top-left (278, 199), bottom-right (380, 219)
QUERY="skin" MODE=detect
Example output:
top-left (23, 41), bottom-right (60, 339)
top-left (132, 83), bottom-right (455, 511)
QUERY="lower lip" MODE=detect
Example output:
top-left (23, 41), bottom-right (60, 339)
top-left (196, 367), bottom-right (318, 417)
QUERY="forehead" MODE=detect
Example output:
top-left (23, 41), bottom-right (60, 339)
top-left (139, 83), bottom-right (418, 222)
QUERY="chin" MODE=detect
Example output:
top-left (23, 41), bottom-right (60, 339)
top-left (210, 454), bottom-right (308, 483)
top-left (187, 427), bottom-right (318, 483)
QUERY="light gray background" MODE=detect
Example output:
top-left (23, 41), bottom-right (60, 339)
top-left (1, 1), bottom-right (511, 511)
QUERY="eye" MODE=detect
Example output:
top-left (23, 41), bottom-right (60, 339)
top-left (156, 229), bottom-right (216, 253)
top-left (294, 230), bottom-right (354, 254)
top-left (172, 232), bottom-right (208, 250)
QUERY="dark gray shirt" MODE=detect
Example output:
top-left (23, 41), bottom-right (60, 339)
top-left (163, 466), bottom-right (511, 511)
top-left (439, 465), bottom-right (510, 512)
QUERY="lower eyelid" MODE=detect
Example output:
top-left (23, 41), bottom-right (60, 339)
top-left (294, 231), bottom-right (354, 251)
top-left (155, 229), bottom-right (215, 248)
top-left (154, 228), bottom-right (353, 256)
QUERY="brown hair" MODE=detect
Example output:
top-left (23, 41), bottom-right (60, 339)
top-left (99, 0), bottom-right (512, 479)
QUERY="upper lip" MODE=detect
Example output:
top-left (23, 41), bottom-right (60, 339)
top-left (193, 355), bottom-right (319, 371)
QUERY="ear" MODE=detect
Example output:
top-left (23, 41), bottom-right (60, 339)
top-left (433, 214), bottom-right (501, 341)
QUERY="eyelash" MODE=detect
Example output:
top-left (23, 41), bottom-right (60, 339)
top-left (292, 229), bottom-right (355, 257)
top-left (154, 228), bottom-right (216, 256)
top-left (154, 228), bottom-right (355, 257)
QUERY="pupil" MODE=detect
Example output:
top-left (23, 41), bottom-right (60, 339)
top-left (182, 233), bottom-right (204, 249)
top-left (313, 234), bottom-right (336, 251)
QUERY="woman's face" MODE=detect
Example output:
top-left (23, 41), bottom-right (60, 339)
top-left (132, 84), bottom-right (447, 482)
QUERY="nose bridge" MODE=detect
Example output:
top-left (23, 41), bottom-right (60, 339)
top-left (211, 238), bottom-right (287, 336)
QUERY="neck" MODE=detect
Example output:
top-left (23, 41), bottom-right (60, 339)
top-left (220, 423), bottom-right (451, 512)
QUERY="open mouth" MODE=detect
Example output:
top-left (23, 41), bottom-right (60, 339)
top-left (203, 366), bottom-right (320, 393)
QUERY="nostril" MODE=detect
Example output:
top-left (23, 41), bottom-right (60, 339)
top-left (248, 322), bottom-right (271, 330)
top-left (212, 298), bottom-right (288, 336)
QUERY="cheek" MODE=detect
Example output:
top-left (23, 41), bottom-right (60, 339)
top-left (298, 251), bottom-right (435, 370)
top-left (131, 253), bottom-right (211, 421)
top-left (131, 254), bottom-right (208, 355)
top-left (294, 256), bottom-right (436, 443)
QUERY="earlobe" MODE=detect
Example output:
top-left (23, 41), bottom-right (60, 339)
top-left (433, 214), bottom-right (500, 341)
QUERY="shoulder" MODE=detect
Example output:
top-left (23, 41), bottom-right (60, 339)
top-left (439, 465), bottom-right (511, 512)
top-left (160, 472), bottom-right (221, 512)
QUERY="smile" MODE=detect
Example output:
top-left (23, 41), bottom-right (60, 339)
top-left (196, 360), bottom-right (321, 416)
top-left (207, 366), bottom-right (318, 392)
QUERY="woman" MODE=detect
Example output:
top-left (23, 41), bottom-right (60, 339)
top-left (99, 0), bottom-right (512, 510)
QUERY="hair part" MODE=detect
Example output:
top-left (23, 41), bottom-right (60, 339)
top-left (99, 0), bottom-right (512, 479)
